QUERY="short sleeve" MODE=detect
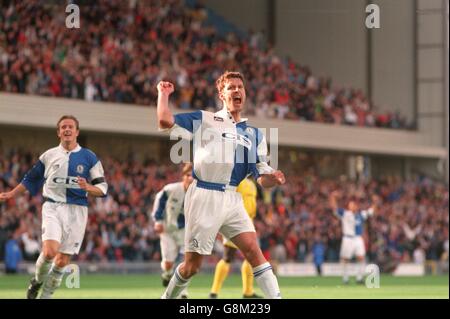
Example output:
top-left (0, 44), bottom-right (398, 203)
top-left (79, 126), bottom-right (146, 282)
top-left (335, 208), bottom-right (345, 218)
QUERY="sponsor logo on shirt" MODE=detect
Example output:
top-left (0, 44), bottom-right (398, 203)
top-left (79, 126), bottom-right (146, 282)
top-left (221, 132), bottom-right (252, 149)
top-left (51, 176), bottom-right (80, 188)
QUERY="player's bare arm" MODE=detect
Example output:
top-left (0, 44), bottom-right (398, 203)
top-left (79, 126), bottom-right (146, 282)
top-left (157, 81), bottom-right (175, 129)
top-left (369, 194), bottom-right (380, 213)
top-left (257, 170), bottom-right (286, 188)
top-left (154, 222), bottom-right (164, 234)
top-left (329, 190), bottom-right (340, 213)
top-left (0, 184), bottom-right (27, 202)
top-left (77, 177), bottom-right (104, 197)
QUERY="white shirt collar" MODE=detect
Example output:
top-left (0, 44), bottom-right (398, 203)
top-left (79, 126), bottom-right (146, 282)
top-left (59, 143), bottom-right (81, 153)
top-left (215, 107), bottom-right (248, 123)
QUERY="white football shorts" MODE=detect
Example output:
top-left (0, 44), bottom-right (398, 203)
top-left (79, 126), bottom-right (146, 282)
top-left (184, 180), bottom-right (255, 255)
top-left (340, 236), bottom-right (366, 259)
top-left (41, 201), bottom-right (88, 255)
top-left (160, 229), bottom-right (185, 263)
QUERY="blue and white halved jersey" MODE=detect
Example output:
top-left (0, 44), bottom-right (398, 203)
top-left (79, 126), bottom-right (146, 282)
top-left (21, 144), bottom-right (108, 206)
top-left (166, 107), bottom-right (275, 187)
top-left (335, 208), bottom-right (374, 237)
top-left (152, 182), bottom-right (186, 232)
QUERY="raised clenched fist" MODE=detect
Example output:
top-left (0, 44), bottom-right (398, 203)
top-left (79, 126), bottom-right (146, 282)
top-left (157, 81), bottom-right (175, 96)
top-left (272, 170), bottom-right (286, 185)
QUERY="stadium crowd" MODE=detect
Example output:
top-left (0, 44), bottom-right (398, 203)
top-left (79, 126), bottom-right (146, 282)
top-left (1, 149), bottom-right (448, 270)
top-left (1, 0), bottom-right (410, 129)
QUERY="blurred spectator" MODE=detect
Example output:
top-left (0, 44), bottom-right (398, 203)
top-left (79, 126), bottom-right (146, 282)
top-left (272, 241), bottom-right (287, 264)
top-left (442, 238), bottom-right (449, 262)
top-left (0, 149), bottom-right (448, 266)
top-left (413, 243), bottom-right (426, 264)
top-left (312, 235), bottom-right (326, 275)
top-left (21, 230), bottom-right (40, 261)
top-left (0, 0), bottom-right (411, 129)
top-left (5, 232), bottom-right (22, 273)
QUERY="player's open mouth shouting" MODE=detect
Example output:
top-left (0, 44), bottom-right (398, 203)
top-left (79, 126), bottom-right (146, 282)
top-left (232, 95), bottom-right (242, 105)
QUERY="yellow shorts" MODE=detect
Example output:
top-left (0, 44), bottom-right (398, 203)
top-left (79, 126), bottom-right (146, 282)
top-left (223, 237), bottom-right (238, 249)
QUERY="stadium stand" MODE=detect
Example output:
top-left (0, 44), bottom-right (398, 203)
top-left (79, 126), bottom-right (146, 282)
top-left (0, 149), bottom-right (447, 270)
top-left (0, 0), bottom-right (411, 129)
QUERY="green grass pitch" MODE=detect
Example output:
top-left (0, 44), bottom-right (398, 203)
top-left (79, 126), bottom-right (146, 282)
top-left (0, 274), bottom-right (448, 299)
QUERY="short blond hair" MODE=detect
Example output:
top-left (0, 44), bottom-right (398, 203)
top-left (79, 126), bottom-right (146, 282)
top-left (57, 115), bottom-right (79, 130)
top-left (215, 71), bottom-right (245, 94)
top-left (182, 163), bottom-right (193, 176)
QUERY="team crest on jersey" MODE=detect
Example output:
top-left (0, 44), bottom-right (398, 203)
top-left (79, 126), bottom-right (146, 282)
top-left (245, 127), bottom-right (254, 135)
top-left (213, 116), bottom-right (224, 122)
top-left (76, 165), bottom-right (84, 174)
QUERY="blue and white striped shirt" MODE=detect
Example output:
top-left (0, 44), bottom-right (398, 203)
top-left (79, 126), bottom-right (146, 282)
top-left (21, 144), bottom-right (107, 206)
top-left (167, 108), bottom-right (274, 189)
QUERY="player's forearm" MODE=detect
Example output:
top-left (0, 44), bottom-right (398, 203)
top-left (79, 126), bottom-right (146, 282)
top-left (85, 185), bottom-right (105, 197)
top-left (11, 184), bottom-right (27, 197)
top-left (0, 184), bottom-right (27, 202)
top-left (330, 199), bottom-right (338, 213)
top-left (154, 221), bottom-right (164, 234)
top-left (329, 197), bottom-right (338, 212)
top-left (157, 93), bottom-right (174, 129)
top-left (257, 175), bottom-right (277, 188)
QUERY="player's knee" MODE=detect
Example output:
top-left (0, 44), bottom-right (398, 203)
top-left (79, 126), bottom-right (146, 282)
top-left (240, 244), bottom-right (261, 264)
top-left (42, 247), bottom-right (58, 260)
top-left (54, 254), bottom-right (71, 268)
top-left (164, 261), bottom-right (174, 271)
top-left (54, 259), bottom-right (67, 268)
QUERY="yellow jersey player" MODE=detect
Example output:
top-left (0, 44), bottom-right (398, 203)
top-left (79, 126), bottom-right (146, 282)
top-left (209, 177), bottom-right (262, 298)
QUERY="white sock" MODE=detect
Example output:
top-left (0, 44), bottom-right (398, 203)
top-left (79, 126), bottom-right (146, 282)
top-left (253, 262), bottom-right (281, 299)
top-left (161, 264), bottom-right (190, 299)
top-left (342, 262), bottom-right (349, 282)
top-left (162, 263), bottom-right (174, 280)
top-left (356, 261), bottom-right (365, 281)
top-left (35, 253), bottom-right (53, 283)
top-left (179, 286), bottom-right (189, 298)
top-left (40, 264), bottom-right (65, 299)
